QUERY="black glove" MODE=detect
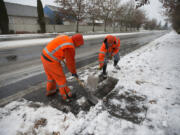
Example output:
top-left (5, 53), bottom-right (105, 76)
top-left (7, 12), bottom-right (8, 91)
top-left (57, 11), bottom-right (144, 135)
top-left (109, 55), bottom-right (112, 60)
top-left (72, 73), bottom-right (78, 78)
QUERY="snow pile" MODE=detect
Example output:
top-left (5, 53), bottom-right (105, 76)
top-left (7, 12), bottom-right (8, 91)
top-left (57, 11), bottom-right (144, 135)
top-left (0, 99), bottom-right (76, 135)
top-left (0, 31), bottom-right (180, 135)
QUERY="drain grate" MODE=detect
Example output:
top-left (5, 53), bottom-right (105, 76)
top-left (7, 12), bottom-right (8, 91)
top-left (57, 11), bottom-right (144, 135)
top-left (103, 88), bottom-right (148, 124)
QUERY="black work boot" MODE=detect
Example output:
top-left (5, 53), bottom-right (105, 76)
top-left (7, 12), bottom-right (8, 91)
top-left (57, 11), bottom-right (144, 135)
top-left (114, 61), bottom-right (121, 70)
top-left (99, 72), bottom-right (108, 81)
top-left (68, 93), bottom-right (77, 99)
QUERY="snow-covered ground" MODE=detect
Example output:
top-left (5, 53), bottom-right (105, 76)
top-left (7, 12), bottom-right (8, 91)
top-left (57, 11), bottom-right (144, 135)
top-left (0, 31), bottom-right (180, 135)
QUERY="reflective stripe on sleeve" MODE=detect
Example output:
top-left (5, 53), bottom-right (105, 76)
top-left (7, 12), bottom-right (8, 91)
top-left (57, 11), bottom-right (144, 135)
top-left (44, 42), bottom-right (74, 62)
top-left (44, 47), bottom-right (60, 62)
top-left (52, 43), bottom-right (74, 54)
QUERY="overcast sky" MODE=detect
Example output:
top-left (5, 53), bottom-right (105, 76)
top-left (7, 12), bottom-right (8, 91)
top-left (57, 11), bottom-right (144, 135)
top-left (4, 0), bottom-right (166, 25)
top-left (139, 0), bottom-right (166, 25)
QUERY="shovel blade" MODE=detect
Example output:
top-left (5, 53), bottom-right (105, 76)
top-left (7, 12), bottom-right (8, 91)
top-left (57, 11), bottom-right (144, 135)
top-left (87, 75), bottom-right (99, 91)
top-left (78, 83), bottom-right (99, 105)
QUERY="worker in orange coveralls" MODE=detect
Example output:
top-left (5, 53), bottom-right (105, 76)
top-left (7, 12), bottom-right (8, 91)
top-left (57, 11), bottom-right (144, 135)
top-left (41, 34), bottom-right (84, 102)
top-left (99, 35), bottom-right (121, 78)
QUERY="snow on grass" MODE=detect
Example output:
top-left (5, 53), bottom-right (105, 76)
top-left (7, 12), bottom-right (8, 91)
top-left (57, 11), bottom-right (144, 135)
top-left (0, 99), bottom-right (76, 135)
top-left (107, 31), bottom-right (180, 134)
top-left (0, 31), bottom-right (180, 135)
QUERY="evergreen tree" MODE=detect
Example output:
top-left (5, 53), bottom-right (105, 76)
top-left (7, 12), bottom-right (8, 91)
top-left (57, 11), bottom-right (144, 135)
top-left (37, 0), bottom-right (46, 33)
top-left (0, 0), bottom-right (9, 34)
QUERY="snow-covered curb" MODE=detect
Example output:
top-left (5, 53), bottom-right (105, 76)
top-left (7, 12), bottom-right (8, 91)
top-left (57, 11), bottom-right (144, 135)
top-left (0, 31), bottom-right (162, 49)
top-left (0, 31), bottom-right (180, 135)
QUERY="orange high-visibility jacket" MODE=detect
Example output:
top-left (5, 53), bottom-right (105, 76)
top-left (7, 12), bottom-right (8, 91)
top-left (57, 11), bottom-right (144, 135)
top-left (42, 35), bottom-right (76, 74)
top-left (99, 37), bottom-right (120, 67)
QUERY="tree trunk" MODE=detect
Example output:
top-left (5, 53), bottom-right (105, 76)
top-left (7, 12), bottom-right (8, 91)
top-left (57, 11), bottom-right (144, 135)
top-left (104, 20), bottom-right (107, 32)
top-left (125, 24), bottom-right (127, 32)
top-left (0, 0), bottom-right (9, 34)
top-left (37, 0), bottom-right (46, 33)
top-left (92, 18), bottom-right (95, 32)
top-left (76, 20), bottom-right (79, 33)
top-left (113, 18), bottom-right (115, 32)
top-left (120, 21), bottom-right (123, 31)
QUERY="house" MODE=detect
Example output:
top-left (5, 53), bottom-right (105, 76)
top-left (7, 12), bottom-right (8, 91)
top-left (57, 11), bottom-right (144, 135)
top-left (44, 5), bottom-right (75, 25)
top-left (84, 18), bottom-right (104, 26)
top-left (4, 2), bottom-right (49, 33)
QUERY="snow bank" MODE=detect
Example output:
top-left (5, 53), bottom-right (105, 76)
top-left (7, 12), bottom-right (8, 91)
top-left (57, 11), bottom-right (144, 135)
top-left (0, 99), bottom-right (76, 135)
top-left (0, 31), bottom-right (156, 49)
top-left (0, 31), bottom-right (180, 135)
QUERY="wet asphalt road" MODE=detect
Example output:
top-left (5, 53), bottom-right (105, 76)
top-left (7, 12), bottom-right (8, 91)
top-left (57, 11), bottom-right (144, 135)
top-left (0, 31), bottom-right (168, 106)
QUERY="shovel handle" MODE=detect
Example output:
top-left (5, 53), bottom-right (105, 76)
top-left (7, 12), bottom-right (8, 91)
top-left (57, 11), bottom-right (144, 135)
top-left (75, 77), bottom-right (85, 87)
top-left (62, 60), bottom-right (85, 87)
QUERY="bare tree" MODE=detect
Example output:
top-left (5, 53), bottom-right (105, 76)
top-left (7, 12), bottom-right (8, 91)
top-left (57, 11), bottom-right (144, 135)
top-left (144, 18), bottom-right (158, 30)
top-left (86, 0), bottom-right (101, 32)
top-left (110, 0), bottom-right (121, 32)
top-left (123, 1), bottom-right (136, 31)
top-left (55, 0), bottom-right (87, 33)
top-left (133, 9), bottom-right (146, 30)
top-left (99, 0), bottom-right (113, 32)
top-left (115, 5), bottom-right (127, 31)
top-left (160, 0), bottom-right (180, 33)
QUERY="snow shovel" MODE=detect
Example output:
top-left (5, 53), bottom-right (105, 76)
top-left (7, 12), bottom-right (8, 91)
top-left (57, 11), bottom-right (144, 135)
top-left (74, 76), bottom-right (99, 105)
top-left (62, 60), bottom-right (98, 105)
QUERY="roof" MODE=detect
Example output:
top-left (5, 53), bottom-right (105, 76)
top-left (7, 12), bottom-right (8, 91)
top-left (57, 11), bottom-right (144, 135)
top-left (5, 2), bottom-right (47, 18)
top-left (45, 5), bottom-right (61, 12)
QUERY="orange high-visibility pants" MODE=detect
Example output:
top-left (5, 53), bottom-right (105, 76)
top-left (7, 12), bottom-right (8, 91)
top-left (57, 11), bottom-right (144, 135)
top-left (41, 56), bottom-right (72, 100)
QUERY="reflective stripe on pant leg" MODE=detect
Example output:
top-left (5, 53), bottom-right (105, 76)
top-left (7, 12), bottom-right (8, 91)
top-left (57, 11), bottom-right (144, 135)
top-left (67, 91), bottom-right (72, 97)
top-left (59, 87), bottom-right (67, 100)
top-left (46, 80), bottom-right (56, 92)
top-left (61, 94), bottom-right (67, 100)
top-left (58, 84), bottom-right (67, 88)
top-left (64, 86), bottom-right (72, 97)
top-left (48, 61), bottom-right (67, 99)
top-left (47, 80), bottom-right (54, 82)
top-left (59, 86), bottom-right (71, 99)
top-left (41, 56), bottom-right (57, 93)
top-left (46, 89), bottom-right (56, 95)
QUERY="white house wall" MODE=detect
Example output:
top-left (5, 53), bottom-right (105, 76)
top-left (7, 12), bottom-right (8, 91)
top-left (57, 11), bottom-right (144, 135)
top-left (8, 20), bottom-right (119, 33)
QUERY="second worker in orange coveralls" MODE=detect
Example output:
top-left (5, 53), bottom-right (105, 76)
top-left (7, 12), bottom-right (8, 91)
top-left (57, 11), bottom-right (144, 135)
top-left (99, 35), bottom-right (121, 79)
top-left (41, 34), bottom-right (84, 102)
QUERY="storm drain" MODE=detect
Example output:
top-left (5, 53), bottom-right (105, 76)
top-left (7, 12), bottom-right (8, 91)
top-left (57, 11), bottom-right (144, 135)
top-left (103, 88), bottom-right (148, 124)
top-left (49, 77), bottom-right (118, 115)
top-left (25, 77), bottom-right (119, 115)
